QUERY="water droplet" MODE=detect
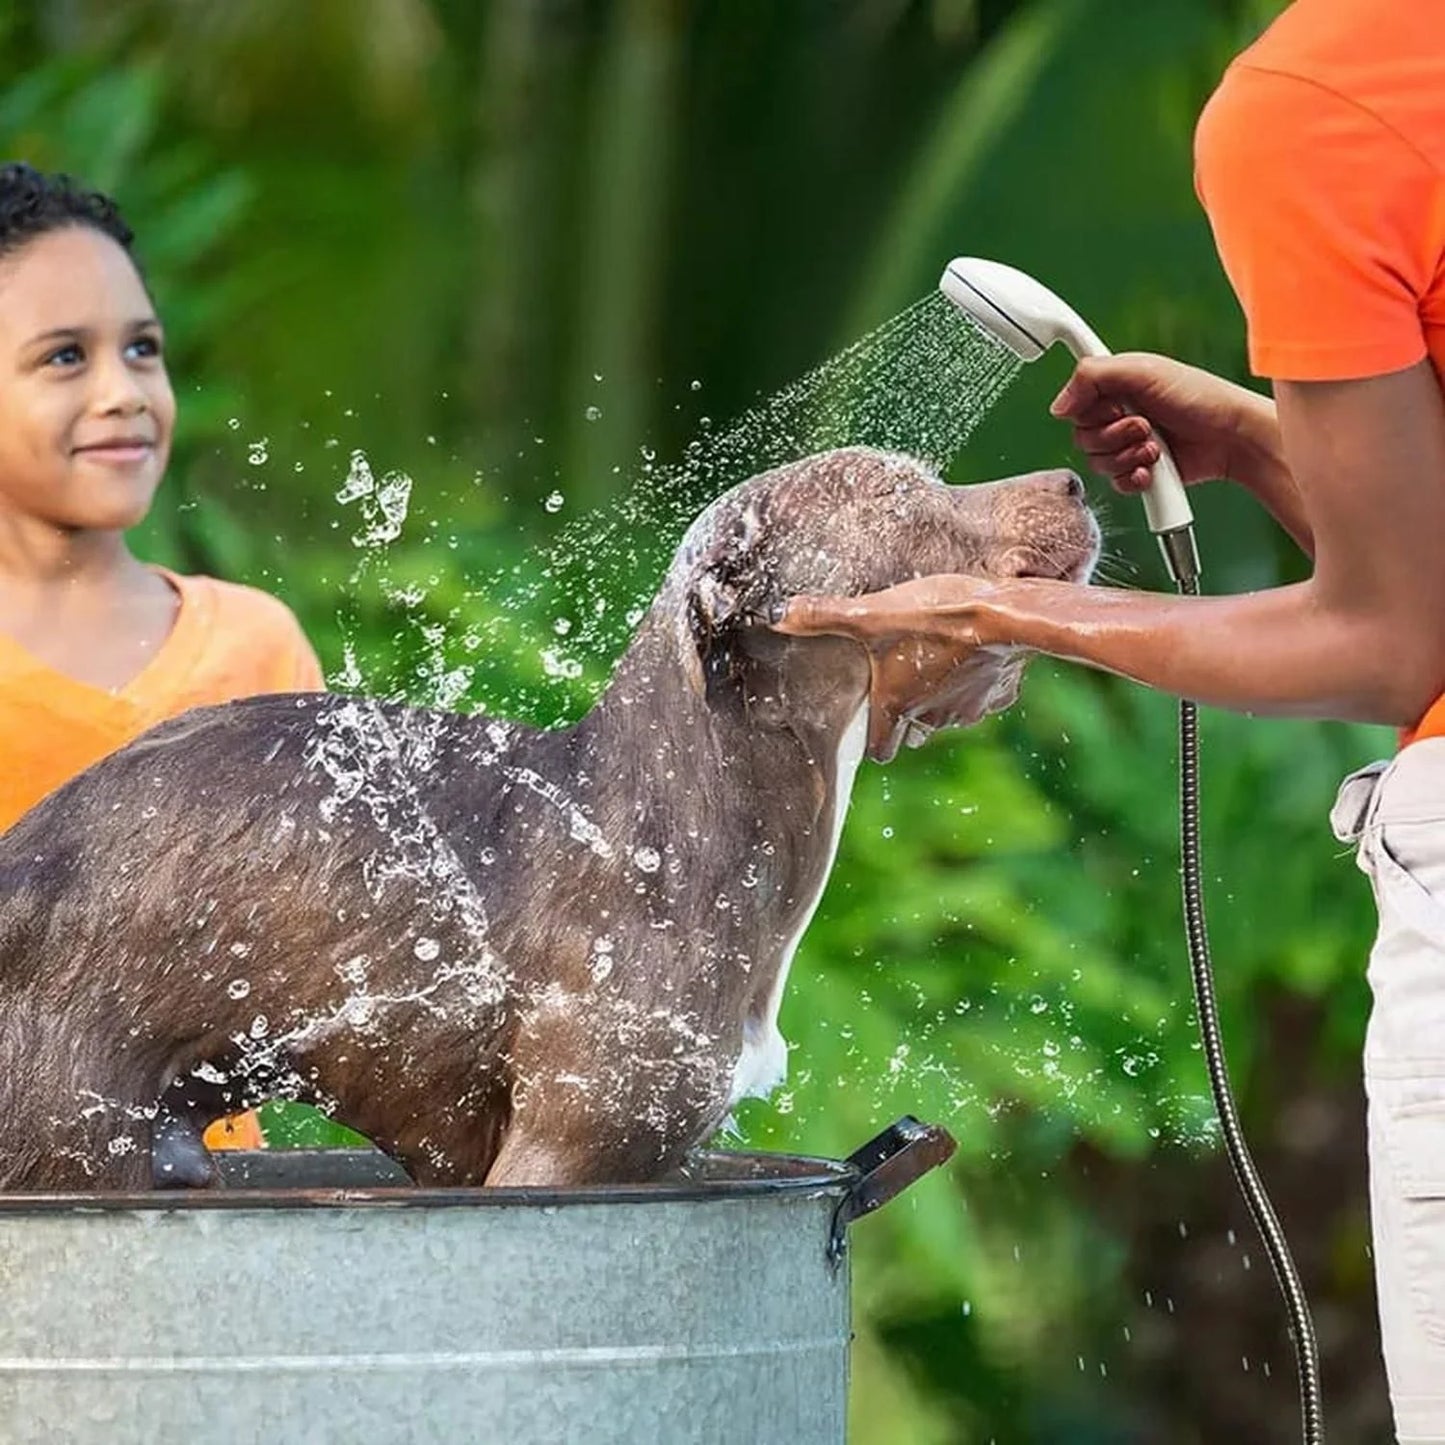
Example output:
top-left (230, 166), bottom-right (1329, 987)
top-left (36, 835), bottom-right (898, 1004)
top-left (584, 405), bottom-right (602, 422)
top-left (540, 647), bottom-right (582, 680)
top-left (689, 379), bottom-right (702, 391)
top-left (248, 439), bottom-right (269, 466)
top-left (633, 847), bottom-right (661, 873)
top-left (227, 978), bottom-right (251, 1000)
top-left (414, 937), bottom-right (441, 962)
top-left (544, 492), bottom-right (564, 513)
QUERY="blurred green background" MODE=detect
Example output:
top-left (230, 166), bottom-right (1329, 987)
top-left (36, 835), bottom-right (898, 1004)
top-left (2, 0), bottom-right (1397, 1439)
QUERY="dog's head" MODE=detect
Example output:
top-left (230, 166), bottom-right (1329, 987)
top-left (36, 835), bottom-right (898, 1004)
top-left (663, 446), bottom-right (1100, 757)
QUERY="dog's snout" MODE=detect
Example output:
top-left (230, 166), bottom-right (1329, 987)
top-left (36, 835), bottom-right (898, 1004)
top-left (982, 467), bottom-right (1088, 506)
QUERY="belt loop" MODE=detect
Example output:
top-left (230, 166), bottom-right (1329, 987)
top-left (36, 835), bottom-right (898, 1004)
top-left (1331, 759), bottom-right (1391, 846)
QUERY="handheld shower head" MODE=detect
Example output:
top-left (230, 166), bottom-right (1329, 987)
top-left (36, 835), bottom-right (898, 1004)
top-left (940, 257), bottom-right (1108, 362)
top-left (939, 256), bottom-right (1198, 580)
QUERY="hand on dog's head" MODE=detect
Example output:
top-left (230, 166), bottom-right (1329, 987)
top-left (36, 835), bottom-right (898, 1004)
top-left (769, 581), bottom-right (1025, 761)
top-left (667, 447), bottom-right (1096, 762)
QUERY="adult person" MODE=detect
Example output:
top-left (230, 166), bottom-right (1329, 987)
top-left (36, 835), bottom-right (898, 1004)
top-left (776, 2), bottom-right (1445, 1436)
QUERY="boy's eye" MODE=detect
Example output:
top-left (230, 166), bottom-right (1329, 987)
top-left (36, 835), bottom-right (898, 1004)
top-left (127, 334), bottom-right (162, 361)
top-left (44, 343), bottom-right (83, 367)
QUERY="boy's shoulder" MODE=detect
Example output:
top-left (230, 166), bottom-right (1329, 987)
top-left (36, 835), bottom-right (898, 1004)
top-left (168, 571), bottom-right (308, 641)
top-left (158, 570), bottom-right (323, 696)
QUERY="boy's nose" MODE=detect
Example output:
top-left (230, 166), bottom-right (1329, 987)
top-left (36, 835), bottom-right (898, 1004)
top-left (91, 357), bottom-right (150, 416)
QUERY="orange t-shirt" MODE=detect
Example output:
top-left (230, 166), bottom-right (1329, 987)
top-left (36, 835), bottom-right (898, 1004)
top-left (1193, 0), bottom-right (1445, 743)
top-left (0, 566), bottom-right (324, 1151)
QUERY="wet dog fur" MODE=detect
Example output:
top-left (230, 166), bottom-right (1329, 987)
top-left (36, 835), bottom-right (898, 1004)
top-left (0, 447), bottom-right (1098, 1191)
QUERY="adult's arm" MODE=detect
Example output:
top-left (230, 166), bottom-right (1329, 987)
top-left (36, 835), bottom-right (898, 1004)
top-left (778, 360), bottom-right (1445, 730)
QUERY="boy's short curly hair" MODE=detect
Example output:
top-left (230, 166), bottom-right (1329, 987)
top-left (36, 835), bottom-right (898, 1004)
top-left (0, 161), bottom-right (134, 260)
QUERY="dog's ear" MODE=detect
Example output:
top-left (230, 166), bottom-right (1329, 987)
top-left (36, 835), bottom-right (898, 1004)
top-left (679, 500), bottom-right (766, 699)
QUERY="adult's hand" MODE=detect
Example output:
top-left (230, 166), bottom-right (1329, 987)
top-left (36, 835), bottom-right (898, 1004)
top-left (1051, 352), bottom-right (1281, 495)
top-left (773, 577), bottom-right (1018, 762)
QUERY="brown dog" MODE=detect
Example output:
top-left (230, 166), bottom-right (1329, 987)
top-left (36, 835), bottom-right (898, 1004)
top-left (0, 447), bottom-right (1098, 1191)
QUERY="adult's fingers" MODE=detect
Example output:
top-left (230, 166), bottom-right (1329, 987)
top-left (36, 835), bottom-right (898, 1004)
top-left (1050, 359), bottom-right (1130, 424)
top-left (1076, 414), bottom-right (1155, 457)
top-left (769, 593), bottom-right (869, 638)
top-left (1052, 386), bottom-right (1129, 429)
top-left (1051, 353), bottom-right (1174, 427)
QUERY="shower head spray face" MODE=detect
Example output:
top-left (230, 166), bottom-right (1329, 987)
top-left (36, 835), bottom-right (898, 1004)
top-left (939, 257), bottom-right (1108, 361)
top-left (938, 255), bottom-right (1198, 565)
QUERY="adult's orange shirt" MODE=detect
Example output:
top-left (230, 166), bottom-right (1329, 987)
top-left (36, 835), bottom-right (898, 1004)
top-left (1193, 0), bottom-right (1445, 744)
top-left (0, 567), bottom-right (324, 1150)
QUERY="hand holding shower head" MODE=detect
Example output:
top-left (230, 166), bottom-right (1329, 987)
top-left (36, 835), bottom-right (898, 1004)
top-left (940, 257), bottom-right (1199, 583)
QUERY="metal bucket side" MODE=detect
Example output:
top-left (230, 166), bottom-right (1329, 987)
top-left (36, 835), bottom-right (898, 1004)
top-left (0, 1150), bottom-right (854, 1445)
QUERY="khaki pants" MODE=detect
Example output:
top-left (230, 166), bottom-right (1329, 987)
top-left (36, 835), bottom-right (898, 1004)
top-left (1333, 739), bottom-right (1445, 1444)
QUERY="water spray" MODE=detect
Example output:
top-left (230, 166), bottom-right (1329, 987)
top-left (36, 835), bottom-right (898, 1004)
top-left (939, 256), bottom-right (1323, 1444)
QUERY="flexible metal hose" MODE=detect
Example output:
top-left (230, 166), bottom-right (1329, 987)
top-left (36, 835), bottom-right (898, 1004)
top-left (1176, 574), bottom-right (1324, 1443)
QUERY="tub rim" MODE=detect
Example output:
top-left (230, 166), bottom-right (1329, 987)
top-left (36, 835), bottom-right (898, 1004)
top-left (0, 1145), bottom-right (858, 1214)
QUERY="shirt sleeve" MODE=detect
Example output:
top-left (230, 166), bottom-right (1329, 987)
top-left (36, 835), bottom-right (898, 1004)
top-left (1194, 63), bottom-right (1434, 381)
top-left (206, 581), bottom-right (326, 697)
top-left (287, 625), bottom-right (326, 692)
top-left (243, 589), bottom-right (324, 693)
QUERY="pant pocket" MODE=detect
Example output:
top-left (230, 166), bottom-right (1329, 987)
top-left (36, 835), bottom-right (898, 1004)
top-left (1362, 824), bottom-right (1445, 1073)
top-left (1332, 758), bottom-right (1390, 846)
top-left (1380, 1105), bottom-right (1445, 1350)
top-left (1370, 820), bottom-right (1445, 950)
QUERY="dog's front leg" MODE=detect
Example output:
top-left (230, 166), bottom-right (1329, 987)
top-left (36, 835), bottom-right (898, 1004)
top-left (482, 1024), bottom-right (726, 1188)
top-left (484, 1130), bottom-right (586, 1187)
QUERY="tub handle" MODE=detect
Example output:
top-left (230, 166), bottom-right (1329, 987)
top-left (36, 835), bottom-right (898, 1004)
top-left (828, 1115), bottom-right (957, 1265)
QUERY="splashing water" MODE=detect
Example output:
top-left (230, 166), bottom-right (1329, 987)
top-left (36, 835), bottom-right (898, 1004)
top-left (448, 293), bottom-right (1021, 710)
top-left (322, 292), bottom-right (1018, 721)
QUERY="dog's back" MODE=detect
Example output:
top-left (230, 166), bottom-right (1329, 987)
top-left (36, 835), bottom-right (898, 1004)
top-left (0, 688), bottom-right (751, 1188)
top-left (0, 694), bottom-right (532, 1187)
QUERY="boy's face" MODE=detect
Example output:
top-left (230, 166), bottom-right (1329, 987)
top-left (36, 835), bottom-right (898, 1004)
top-left (0, 225), bottom-right (176, 534)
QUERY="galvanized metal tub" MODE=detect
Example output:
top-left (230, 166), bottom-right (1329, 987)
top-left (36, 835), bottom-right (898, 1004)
top-left (0, 1117), bottom-right (953, 1445)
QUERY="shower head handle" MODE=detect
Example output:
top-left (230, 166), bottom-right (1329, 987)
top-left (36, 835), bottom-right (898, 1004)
top-left (939, 257), bottom-right (1197, 545)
